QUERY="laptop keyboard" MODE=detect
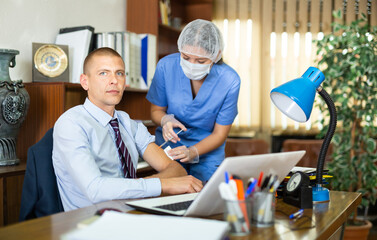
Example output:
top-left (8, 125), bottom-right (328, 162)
top-left (155, 200), bottom-right (194, 212)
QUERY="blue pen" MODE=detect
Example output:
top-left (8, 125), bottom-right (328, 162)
top-left (224, 171), bottom-right (230, 184)
top-left (244, 179), bottom-right (258, 198)
top-left (289, 209), bottom-right (304, 219)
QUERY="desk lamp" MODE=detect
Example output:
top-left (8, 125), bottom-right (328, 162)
top-left (270, 66), bottom-right (337, 203)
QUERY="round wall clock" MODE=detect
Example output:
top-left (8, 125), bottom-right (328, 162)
top-left (32, 43), bottom-right (69, 82)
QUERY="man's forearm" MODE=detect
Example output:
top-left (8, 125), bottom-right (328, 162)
top-left (143, 143), bottom-right (188, 178)
top-left (146, 160), bottom-right (187, 179)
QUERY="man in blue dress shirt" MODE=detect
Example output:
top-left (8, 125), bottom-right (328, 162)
top-left (52, 47), bottom-right (203, 211)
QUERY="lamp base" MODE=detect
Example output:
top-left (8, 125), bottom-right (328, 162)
top-left (312, 184), bottom-right (330, 203)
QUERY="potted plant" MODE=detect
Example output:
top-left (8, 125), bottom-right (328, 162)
top-left (314, 10), bottom-right (377, 239)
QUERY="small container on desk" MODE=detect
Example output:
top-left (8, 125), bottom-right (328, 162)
top-left (251, 191), bottom-right (276, 227)
top-left (223, 198), bottom-right (252, 236)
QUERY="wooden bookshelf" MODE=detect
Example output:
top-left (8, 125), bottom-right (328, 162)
top-left (127, 0), bottom-right (213, 60)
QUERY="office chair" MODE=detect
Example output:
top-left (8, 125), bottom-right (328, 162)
top-left (282, 139), bottom-right (333, 168)
top-left (19, 128), bottom-right (64, 221)
top-left (225, 138), bottom-right (269, 157)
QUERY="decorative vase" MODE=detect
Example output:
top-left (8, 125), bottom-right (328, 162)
top-left (0, 49), bottom-right (30, 166)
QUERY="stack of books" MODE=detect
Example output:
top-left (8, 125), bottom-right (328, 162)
top-left (55, 26), bottom-right (157, 90)
top-left (94, 31), bottom-right (157, 90)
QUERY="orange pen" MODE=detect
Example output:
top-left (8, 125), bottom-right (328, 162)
top-left (234, 179), bottom-right (250, 228)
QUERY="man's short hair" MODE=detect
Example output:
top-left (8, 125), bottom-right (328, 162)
top-left (83, 47), bottom-right (124, 74)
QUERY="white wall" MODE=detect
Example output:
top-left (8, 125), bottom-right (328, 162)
top-left (0, 0), bottom-right (126, 83)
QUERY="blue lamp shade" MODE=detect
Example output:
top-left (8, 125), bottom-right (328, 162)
top-left (270, 67), bottom-right (325, 122)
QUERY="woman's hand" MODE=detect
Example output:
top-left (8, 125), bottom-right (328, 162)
top-left (168, 145), bottom-right (199, 163)
top-left (161, 114), bottom-right (186, 143)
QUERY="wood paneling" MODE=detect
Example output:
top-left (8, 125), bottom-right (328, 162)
top-left (16, 83), bottom-right (66, 162)
top-left (157, 25), bottom-right (180, 59)
top-left (4, 175), bottom-right (24, 225)
top-left (119, 90), bottom-right (151, 120)
top-left (126, 0), bottom-right (159, 35)
top-left (0, 178), bottom-right (3, 226)
top-left (185, 3), bottom-right (213, 22)
top-left (0, 163), bottom-right (26, 226)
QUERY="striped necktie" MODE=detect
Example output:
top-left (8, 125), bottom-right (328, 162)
top-left (109, 118), bottom-right (136, 178)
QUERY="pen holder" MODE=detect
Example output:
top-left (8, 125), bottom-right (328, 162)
top-left (251, 191), bottom-right (275, 227)
top-left (223, 199), bottom-right (252, 236)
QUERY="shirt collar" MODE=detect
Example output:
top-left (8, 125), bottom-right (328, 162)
top-left (83, 98), bottom-right (118, 127)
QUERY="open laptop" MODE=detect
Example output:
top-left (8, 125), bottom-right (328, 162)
top-left (125, 150), bottom-right (305, 217)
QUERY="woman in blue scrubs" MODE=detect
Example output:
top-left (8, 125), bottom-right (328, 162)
top-left (146, 19), bottom-right (240, 182)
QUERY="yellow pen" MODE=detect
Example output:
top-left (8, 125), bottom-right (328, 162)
top-left (269, 179), bottom-right (280, 193)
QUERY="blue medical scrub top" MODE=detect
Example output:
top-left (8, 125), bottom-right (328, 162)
top-left (146, 53), bottom-right (240, 181)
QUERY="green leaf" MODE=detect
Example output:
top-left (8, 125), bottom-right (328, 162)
top-left (333, 10), bottom-right (342, 19)
top-left (333, 24), bottom-right (341, 33)
top-left (366, 138), bottom-right (377, 153)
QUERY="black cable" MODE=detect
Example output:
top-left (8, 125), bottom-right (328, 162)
top-left (316, 88), bottom-right (337, 185)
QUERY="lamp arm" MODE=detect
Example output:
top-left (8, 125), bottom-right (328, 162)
top-left (316, 88), bottom-right (337, 185)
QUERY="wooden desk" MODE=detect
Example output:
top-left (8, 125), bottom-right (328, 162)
top-left (0, 191), bottom-right (361, 240)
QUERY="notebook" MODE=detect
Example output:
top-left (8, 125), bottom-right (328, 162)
top-left (125, 150), bottom-right (305, 217)
top-left (62, 211), bottom-right (229, 240)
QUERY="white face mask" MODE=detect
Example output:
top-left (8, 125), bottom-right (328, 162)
top-left (180, 57), bottom-right (212, 80)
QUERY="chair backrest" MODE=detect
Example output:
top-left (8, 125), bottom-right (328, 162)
top-left (19, 128), bottom-right (64, 221)
top-left (225, 138), bottom-right (269, 157)
top-left (282, 139), bottom-right (332, 168)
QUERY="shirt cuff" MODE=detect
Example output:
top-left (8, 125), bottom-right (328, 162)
top-left (144, 178), bottom-right (161, 197)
